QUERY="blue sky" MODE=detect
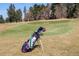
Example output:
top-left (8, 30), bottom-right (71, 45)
top-left (0, 3), bottom-right (46, 19)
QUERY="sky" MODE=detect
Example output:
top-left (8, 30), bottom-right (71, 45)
top-left (0, 3), bottom-right (46, 19)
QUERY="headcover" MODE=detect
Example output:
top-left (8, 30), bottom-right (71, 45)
top-left (37, 27), bottom-right (46, 33)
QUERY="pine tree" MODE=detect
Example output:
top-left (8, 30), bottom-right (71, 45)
top-left (23, 6), bottom-right (27, 21)
top-left (66, 3), bottom-right (77, 18)
top-left (74, 3), bottom-right (79, 18)
top-left (7, 4), bottom-right (22, 22)
top-left (15, 9), bottom-right (22, 22)
top-left (7, 4), bottom-right (16, 22)
top-left (0, 15), bottom-right (4, 23)
top-left (50, 3), bottom-right (56, 19)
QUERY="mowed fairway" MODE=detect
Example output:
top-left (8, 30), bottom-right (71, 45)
top-left (0, 19), bottom-right (79, 56)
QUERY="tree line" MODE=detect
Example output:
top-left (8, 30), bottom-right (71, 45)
top-left (0, 3), bottom-right (79, 23)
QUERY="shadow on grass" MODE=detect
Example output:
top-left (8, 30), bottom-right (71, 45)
top-left (32, 45), bottom-right (40, 51)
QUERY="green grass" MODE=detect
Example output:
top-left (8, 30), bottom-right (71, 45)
top-left (0, 20), bottom-right (73, 37)
top-left (0, 19), bottom-right (78, 56)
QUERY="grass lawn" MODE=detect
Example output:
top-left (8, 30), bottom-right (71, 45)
top-left (0, 19), bottom-right (79, 56)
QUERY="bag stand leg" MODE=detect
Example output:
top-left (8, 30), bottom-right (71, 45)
top-left (39, 39), bottom-right (45, 56)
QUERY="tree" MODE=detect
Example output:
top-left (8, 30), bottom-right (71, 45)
top-left (73, 3), bottom-right (79, 18)
top-left (15, 9), bottom-right (22, 22)
top-left (23, 6), bottom-right (27, 21)
top-left (7, 4), bottom-right (22, 22)
top-left (29, 4), bottom-right (48, 20)
top-left (7, 4), bottom-right (16, 22)
top-left (66, 3), bottom-right (77, 18)
top-left (38, 3), bottom-right (51, 20)
top-left (5, 17), bottom-right (9, 23)
top-left (50, 3), bottom-right (56, 19)
top-left (0, 15), bottom-right (4, 23)
top-left (30, 4), bottom-right (39, 20)
top-left (54, 3), bottom-right (67, 19)
top-left (60, 3), bottom-right (67, 18)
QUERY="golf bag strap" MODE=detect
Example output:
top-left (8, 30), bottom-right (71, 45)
top-left (29, 35), bottom-right (32, 49)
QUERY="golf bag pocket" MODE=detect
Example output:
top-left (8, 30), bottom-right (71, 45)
top-left (21, 41), bottom-right (31, 53)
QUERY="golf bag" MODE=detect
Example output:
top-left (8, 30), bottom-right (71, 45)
top-left (21, 27), bottom-right (46, 53)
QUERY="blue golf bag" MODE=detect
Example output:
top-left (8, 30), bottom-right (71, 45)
top-left (21, 27), bottom-right (46, 53)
